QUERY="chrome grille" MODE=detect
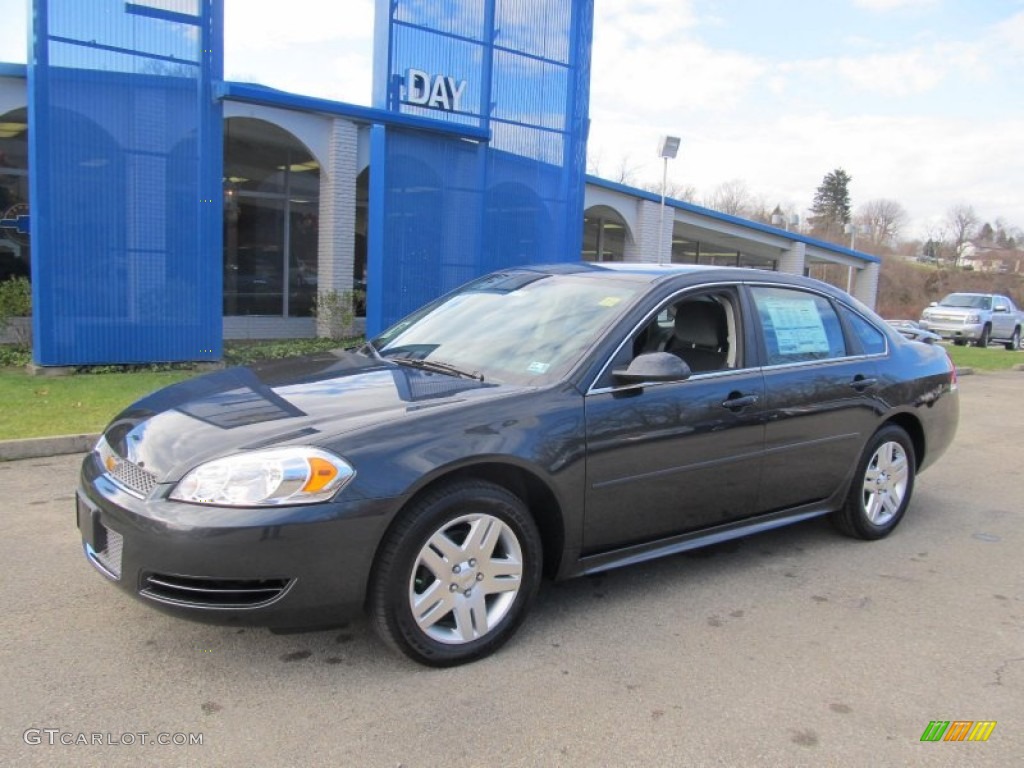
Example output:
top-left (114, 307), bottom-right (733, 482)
top-left (86, 527), bottom-right (123, 580)
top-left (141, 573), bottom-right (292, 609)
top-left (109, 458), bottom-right (157, 497)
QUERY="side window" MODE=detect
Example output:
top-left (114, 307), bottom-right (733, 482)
top-left (994, 297), bottom-right (1008, 312)
top-left (751, 286), bottom-right (846, 365)
top-left (841, 306), bottom-right (887, 355)
top-left (595, 290), bottom-right (740, 389)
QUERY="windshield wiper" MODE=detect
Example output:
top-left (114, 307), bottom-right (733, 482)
top-left (390, 357), bottom-right (484, 382)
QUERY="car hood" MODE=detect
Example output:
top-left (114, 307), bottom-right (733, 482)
top-left (100, 351), bottom-right (515, 482)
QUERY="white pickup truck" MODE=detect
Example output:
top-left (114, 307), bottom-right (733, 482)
top-left (919, 292), bottom-right (1022, 350)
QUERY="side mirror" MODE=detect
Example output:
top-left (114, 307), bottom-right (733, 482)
top-left (993, 306), bottom-right (1007, 313)
top-left (613, 352), bottom-right (692, 384)
top-left (929, 301), bottom-right (938, 307)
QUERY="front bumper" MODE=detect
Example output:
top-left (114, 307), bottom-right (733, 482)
top-left (77, 453), bottom-right (402, 629)
top-left (918, 320), bottom-right (983, 341)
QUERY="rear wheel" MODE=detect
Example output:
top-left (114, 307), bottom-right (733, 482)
top-left (974, 324), bottom-right (990, 348)
top-left (1005, 327), bottom-right (1021, 351)
top-left (369, 480), bottom-right (542, 666)
top-left (832, 425), bottom-right (915, 540)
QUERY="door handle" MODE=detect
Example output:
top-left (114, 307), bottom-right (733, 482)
top-left (721, 393), bottom-right (759, 410)
top-left (849, 376), bottom-right (878, 391)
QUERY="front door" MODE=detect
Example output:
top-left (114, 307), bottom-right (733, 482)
top-left (582, 287), bottom-right (765, 554)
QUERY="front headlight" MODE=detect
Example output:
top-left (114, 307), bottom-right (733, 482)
top-left (966, 313), bottom-right (980, 323)
top-left (170, 447), bottom-right (355, 506)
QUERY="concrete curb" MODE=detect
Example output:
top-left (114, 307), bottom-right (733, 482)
top-left (0, 433), bottom-right (99, 462)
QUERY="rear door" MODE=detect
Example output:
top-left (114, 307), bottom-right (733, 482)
top-left (991, 296), bottom-right (1014, 339)
top-left (748, 285), bottom-right (884, 513)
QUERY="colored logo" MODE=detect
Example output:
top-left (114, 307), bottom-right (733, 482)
top-left (920, 721), bottom-right (996, 742)
top-left (1, 202), bottom-right (30, 245)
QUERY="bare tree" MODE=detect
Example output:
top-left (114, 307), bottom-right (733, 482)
top-left (945, 204), bottom-right (979, 267)
top-left (638, 179), bottom-right (697, 202)
top-left (702, 179), bottom-right (753, 217)
top-left (856, 199), bottom-right (908, 253)
top-left (746, 196), bottom-right (781, 226)
top-left (613, 155), bottom-right (641, 185)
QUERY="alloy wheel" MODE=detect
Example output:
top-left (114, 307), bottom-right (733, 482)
top-left (408, 513), bottom-right (524, 644)
top-left (861, 440), bottom-right (910, 526)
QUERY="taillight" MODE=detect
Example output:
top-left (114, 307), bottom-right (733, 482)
top-left (946, 349), bottom-right (958, 391)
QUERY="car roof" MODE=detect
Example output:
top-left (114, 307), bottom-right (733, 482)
top-left (509, 261), bottom-right (851, 297)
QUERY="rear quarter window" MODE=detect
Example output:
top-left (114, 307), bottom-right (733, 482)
top-left (841, 307), bottom-right (887, 355)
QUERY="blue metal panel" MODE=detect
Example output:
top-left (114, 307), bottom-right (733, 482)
top-left (28, 0), bottom-right (223, 365)
top-left (367, 0), bottom-right (593, 336)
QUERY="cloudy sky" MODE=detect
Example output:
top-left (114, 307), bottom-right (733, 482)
top-left (3, 0), bottom-right (1022, 238)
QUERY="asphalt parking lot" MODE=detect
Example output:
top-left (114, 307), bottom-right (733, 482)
top-left (1, 372), bottom-right (1021, 767)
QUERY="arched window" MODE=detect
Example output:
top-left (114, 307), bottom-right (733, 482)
top-left (0, 107), bottom-right (30, 282)
top-left (223, 118), bottom-right (320, 317)
top-left (582, 205), bottom-right (630, 262)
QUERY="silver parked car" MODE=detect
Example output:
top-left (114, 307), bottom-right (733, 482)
top-left (918, 293), bottom-right (1022, 350)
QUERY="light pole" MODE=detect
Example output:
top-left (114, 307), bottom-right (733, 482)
top-left (657, 135), bottom-right (680, 265)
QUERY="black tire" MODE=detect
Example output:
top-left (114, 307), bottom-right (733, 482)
top-left (952, 338), bottom-right (968, 346)
top-left (832, 425), bottom-right (916, 540)
top-left (974, 324), bottom-right (990, 348)
top-left (1006, 327), bottom-right (1021, 351)
top-left (368, 480), bottom-right (542, 667)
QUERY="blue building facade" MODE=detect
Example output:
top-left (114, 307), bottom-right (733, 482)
top-left (29, 0), bottom-right (223, 365)
top-left (0, 1), bottom-right (880, 366)
top-left (367, 0), bottom-right (593, 335)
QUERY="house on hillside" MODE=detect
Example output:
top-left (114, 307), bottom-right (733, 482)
top-left (960, 243), bottom-right (1023, 273)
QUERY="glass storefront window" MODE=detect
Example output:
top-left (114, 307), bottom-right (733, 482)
top-left (582, 206), bottom-right (628, 261)
top-left (223, 118), bottom-right (319, 317)
top-left (0, 108), bottom-right (31, 282)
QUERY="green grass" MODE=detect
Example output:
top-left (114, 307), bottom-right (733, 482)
top-left (0, 370), bottom-right (196, 440)
top-left (945, 342), bottom-right (1023, 371)
top-left (0, 337), bottom-right (364, 441)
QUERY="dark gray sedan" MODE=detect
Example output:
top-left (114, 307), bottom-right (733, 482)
top-left (78, 264), bottom-right (959, 665)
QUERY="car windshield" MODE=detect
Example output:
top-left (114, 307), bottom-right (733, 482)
top-left (371, 271), bottom-right (644, 385)
top-left (939, 294), bottom-right (991, 310)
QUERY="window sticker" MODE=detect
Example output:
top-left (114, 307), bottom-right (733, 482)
top-left (598, 296), bottom-right (622, 307)
top-left (762, 297), bottom-right (830, 355)
top-left (527, 361), bottom-right (551, 374)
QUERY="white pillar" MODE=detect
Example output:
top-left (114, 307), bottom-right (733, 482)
top-left (777, 240), bottom-right (805, 275)
top-left (853, 261), bottom-right (880, 309)
top-left (317, 118), bottom-right (358, 337)
top-left (625, 199), bottom-right (671, 263)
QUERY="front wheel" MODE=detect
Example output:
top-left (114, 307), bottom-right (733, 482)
top-left (974, 324), bottom-right (990, 348)
top-left (832, 425), bottom-right (916, 540)
top-left (369, 480), bottom-right (542, 666)
top-left (1005, 327), bottom-right (1021, 351)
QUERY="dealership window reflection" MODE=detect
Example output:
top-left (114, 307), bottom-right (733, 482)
top-left (582, 206), bottom-right (627, 261)
top-left (0, 107), bottom-right (30, 283)
top-left (223, 118), bottom-right (319, 317)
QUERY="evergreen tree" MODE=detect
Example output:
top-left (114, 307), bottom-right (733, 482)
top-left (809, 168), bottom-right (852, 242)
